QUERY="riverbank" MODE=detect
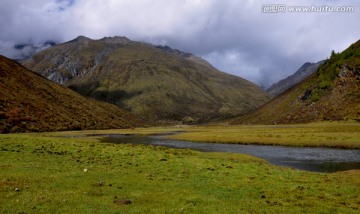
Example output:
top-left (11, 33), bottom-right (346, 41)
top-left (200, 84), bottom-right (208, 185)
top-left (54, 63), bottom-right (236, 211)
top-left (1, 133), bottom-right (360, 213)
top-left (166, 122), bottom-right (360, 149)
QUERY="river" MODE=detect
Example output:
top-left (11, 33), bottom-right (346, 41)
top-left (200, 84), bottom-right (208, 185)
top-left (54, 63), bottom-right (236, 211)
top-left (100, 134), bottom-right (360, 173)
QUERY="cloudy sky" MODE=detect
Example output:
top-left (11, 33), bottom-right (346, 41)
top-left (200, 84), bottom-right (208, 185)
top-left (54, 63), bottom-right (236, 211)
top-left (1, 0), bottom-right (359, 87)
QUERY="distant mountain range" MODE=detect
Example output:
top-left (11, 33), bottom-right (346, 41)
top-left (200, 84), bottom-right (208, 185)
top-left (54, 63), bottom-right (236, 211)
top-left (267, 60), bottom-right (325, 96)
top-left (231, 40), bottom-right (360, 124)
top-left (0, 55), bottom-right (141, 133)
top-left (23, 36), bottom-right (270, 123)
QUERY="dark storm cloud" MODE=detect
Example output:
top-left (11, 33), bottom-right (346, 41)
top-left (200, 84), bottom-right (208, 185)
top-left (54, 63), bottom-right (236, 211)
top-left (0, 0), bottom-right (359, 87)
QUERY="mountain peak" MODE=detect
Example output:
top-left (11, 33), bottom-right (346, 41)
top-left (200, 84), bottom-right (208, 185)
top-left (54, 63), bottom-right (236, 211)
top-left (99, 36), bottom-right (131, 44)
top-left (22, 36), bottom-right (270, 123)
top-left (71, 36), bottom-right (92, 42)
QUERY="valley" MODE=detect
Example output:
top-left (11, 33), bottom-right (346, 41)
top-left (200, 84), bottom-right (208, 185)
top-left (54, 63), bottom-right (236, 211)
top-left (1, 36), bottom-right (359, 213)
top-left (1, 1), bottom-right (360, 213)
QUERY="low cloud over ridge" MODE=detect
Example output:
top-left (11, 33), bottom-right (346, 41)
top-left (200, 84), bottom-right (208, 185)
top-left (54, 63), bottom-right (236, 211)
top-left (1, 0), bottom-right (359, 87)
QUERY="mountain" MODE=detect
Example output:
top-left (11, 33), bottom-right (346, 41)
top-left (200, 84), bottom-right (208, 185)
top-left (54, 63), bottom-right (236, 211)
top-left (231, 40), bottom-right (360, 125)
top-left (0, 55), bottom-right (141, 133)
top-left (267, 60), bottom-right (324, 96)
top-left (23, 36), bottom-right (270, 123)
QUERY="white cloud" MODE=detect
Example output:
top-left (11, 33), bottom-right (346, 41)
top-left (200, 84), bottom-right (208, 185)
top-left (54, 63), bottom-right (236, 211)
top-left (0, 0), bottom-right (359, 87)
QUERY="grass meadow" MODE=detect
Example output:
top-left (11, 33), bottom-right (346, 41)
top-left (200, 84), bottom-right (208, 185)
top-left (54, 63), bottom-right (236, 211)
top-left (1, 122), bottom-right (359, 213)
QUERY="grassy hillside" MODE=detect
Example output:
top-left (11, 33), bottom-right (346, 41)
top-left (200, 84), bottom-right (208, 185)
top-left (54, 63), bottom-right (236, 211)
top-left (232, 40), bottom-right (360, 125)
top-left (0, 56), bottom-right (141, 133)
top-left (23, 36), bottom-right (270, 123)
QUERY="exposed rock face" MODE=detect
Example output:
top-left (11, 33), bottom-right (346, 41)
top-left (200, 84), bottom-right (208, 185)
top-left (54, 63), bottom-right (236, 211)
top-left (23, 36), bottom-right (270, 123)
top-left (267, 61), bottom-right (325, 96)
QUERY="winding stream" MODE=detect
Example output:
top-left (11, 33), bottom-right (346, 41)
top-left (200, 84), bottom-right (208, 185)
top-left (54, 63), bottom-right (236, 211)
top-left (100, 134), bottom-right (360, 173)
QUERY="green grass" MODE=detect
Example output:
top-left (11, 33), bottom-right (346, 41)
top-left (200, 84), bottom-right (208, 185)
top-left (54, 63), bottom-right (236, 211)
top-left (1, 130), bottom-right (360, 213)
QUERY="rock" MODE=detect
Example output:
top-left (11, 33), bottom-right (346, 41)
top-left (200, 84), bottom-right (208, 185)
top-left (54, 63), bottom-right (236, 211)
top-left (15, 188), bottom-right (20, 192)
top-left (300, 89), bottom-right (312, 101)
top-left (113, 196), bottom-right (132, 205)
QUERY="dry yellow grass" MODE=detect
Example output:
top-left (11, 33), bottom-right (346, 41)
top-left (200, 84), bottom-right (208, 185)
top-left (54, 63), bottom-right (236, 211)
top-left (167, 122), bottom-right (360, 149)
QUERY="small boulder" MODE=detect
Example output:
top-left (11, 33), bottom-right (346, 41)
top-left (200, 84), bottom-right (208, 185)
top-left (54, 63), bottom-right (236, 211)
top-left (113, 196), bottom-right (132, 205)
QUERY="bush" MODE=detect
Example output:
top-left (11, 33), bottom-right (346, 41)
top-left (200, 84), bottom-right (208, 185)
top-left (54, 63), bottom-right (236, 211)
top-left (182, 116), bottom-right (196, 124)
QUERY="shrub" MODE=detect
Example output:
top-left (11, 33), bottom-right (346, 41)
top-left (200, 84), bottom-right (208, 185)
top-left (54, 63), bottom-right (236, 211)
top-left (182, 116), bottom-right (196, 124)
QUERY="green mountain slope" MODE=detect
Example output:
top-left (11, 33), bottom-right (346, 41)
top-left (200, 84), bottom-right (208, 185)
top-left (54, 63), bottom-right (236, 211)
top-left (23, 36), bottom-right (270, 123)
top-left (231, 40), bottom-right (360, 125)
top-left (0, 55), bottom-right (141, 133)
